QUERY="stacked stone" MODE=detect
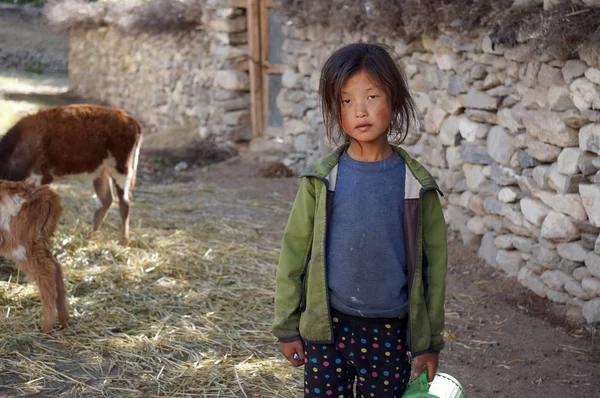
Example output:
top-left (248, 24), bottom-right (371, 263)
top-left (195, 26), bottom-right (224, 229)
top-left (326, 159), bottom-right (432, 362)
top-left (277, 25), bottom-right (388, 168)
top-left (0, 49), bottom-right (67, 74)
top-left (399, 35), bottom-right (600, 324)
top-left (69, 4), bottom-right (250, 141)
top-left (279, 24), bottom-right (600, 323)
top-left (0, 4), bottom-right (68, 73)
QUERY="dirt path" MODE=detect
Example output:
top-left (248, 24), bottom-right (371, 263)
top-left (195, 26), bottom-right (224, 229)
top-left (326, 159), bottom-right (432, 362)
top-left (0, 69), bottom-right (599, 397)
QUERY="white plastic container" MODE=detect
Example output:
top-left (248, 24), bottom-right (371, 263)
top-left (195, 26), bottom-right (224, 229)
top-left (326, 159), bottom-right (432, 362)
top-left (428, 372), bottom-right (466, 398)
top-left (403, 368), bottom-right (467, 398)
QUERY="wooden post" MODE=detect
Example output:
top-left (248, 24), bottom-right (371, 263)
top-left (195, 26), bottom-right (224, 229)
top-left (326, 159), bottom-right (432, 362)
top-left (247, 0), bottom-right (263, 137)
top-left (260, 0), bottom-right (270, 133)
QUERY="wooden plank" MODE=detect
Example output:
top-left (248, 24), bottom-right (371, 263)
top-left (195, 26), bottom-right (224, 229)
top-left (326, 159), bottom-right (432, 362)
top-left (247, 0), bottom-right (263, 137)
top-left (261, 0), bottom-right (270, 131)
top-left (265, 63), bottom-right (286, 74)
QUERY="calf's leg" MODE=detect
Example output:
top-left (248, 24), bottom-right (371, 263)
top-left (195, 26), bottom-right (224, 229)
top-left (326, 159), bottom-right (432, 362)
top-left (17, 255), bottom-right (58, 333)
top-left (113, 183), bottom-right (130, 245)
top-left (88, 170), bottom-right (113, 240)
top-left (52, 255), bottom-right (68, 328)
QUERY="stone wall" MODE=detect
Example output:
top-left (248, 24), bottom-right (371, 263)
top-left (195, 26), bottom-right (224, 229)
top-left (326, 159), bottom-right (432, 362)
top-left (0, 4), bottom-right (68, 73)
top-left (69, 4), bottom-right (250, 140)
top-left (276, 23), bottom-right (600, 323)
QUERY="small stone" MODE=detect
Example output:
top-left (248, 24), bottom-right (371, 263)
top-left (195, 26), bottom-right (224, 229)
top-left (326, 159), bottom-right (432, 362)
top-left (439, 116), bottom-right (462, 146)
top-left (525, 139), bottom-right (561, 163)
top-left (579, 184), bottom-right (600, 227)
top-left (579, 123), bottom-right (600, 155)
top-left (584, 67), bottom-right (600, 85)
top-left (425, 107), bottom-right (449, 134)
top-left (174, 161), bottom-right (188, 171)
top-left (470, 64), bottom-right (487, 80)
top-left (574, 267), bottom-right (592, 281)
top-left (496, 250), bottom-right (523, 276)
top-left (582, 277), bottom-right (600, 296)
top-left (547, 85), bottom-right (574, 111)
top-left (570, 77), bottom-right (598, 112)
top-left (487, 126), bottom-right (516, 165)
top-left (541, 270), bottom-right (574, 290)
top-left (522, 111), bottom-right (579, 148)
top-left (214, 70), bottom-right (250, 91)
top-left (465, 109), bottom-right (498, 124)
top-left (565, 280), bottom-right (595, 300)
top-left (479, 232), bottom-right (499, 266)
top-left (459, 118), bottom-right (490, 141)
top-left (518, 266), bottom-right (549, 298)
top-left (521, 197), bottom-right (551, 226)
top-left (459, 143), bottom-right (494, 164)
top-left (562, 59), bottom-right (588, 84)
top-left (540, 211), bottom-right (580, 242)
top-left (464, 89), bottom-right (500, 110)
top-left (498, 187), bottom-right (521, 203)
top-left (582, 298), bottom-right (600, 323)
top-left (557, 241), bottom-right (589, 262)
top-left (557, 147), bottom-right (583, 175)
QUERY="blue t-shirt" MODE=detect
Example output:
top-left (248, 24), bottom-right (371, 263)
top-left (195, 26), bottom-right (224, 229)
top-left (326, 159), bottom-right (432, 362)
top-left (326, 150), bottom-right (408, 318)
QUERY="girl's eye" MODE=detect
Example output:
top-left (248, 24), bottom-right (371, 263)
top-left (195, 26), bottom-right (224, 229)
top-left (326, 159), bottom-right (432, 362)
top-left (342, 99), bottom-right (351, 104)
top-left (368, 95), bottom-right (378, 100)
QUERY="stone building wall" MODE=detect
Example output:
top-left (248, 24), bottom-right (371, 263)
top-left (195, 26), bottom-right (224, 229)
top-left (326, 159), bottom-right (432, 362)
top-left (0, 4), bottom-right (68, 73)
top-left (69, 4), bottom-right (250, 140)
top-left (276, 23), bottom-right (600, 323)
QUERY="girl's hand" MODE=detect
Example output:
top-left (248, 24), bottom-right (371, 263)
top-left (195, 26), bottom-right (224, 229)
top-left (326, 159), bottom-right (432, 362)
top-left (412, 353), bottom-right (439, 382)
top-left (279, 340), bottom-right (305, 367)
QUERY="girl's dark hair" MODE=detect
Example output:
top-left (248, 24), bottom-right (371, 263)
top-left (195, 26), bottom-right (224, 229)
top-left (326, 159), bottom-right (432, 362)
top-left (319, 42), bottom-right (417, 145)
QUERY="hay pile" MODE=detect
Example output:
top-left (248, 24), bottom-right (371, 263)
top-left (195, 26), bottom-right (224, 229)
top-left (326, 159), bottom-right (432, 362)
top-left (0, 179), bottom-right (301, 397)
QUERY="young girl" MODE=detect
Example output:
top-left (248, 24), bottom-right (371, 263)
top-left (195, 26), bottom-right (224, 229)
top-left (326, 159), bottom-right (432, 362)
top-left (273, 42), bottom-right (447, 397)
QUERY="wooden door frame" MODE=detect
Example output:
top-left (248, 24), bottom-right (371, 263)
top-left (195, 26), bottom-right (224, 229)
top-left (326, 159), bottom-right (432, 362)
top-left (246, 0), bottom-right (284, 138)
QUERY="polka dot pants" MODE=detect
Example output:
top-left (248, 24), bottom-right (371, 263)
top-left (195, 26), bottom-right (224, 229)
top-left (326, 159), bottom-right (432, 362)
top-left (303, 309), bottom-right (410, 397)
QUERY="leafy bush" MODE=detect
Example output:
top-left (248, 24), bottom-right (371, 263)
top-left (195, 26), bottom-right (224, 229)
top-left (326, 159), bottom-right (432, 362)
top-left (0, 0), bottom-right (47, 6)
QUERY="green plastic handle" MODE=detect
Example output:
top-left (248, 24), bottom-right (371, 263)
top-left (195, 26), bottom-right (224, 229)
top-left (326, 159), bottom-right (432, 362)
top-left (418, 367), bottom-right (430, 390)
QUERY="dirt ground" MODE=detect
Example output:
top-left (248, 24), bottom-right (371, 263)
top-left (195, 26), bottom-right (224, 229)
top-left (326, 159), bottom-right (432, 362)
top-left (1, 68), bottom-right (599, 397)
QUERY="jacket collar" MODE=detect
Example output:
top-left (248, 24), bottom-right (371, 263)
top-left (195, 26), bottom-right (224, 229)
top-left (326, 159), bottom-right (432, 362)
top-left (300, 144), bottom-right (441, 194)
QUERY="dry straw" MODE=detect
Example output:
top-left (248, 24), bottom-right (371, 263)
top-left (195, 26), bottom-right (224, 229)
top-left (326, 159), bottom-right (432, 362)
top-left (281, 0), bottom-right (600, 59)
top-left (0, 179), bottom-right (302, 397)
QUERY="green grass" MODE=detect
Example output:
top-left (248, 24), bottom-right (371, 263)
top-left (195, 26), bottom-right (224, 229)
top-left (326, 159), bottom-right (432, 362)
top-left (0, 0), bottom-right (46, 6)
top-left (0, 99), bottom-right (58, 134)
top-left (0, 100), bottom-right (20, 132)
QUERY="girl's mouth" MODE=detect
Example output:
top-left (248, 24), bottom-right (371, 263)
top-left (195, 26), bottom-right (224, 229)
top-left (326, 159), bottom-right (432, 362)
top-left (356, 124), bottom-right (372, 131)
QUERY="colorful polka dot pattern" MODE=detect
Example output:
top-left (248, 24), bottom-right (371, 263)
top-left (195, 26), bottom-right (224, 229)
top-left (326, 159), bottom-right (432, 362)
top-left (302, 311), bottom-right (410, 397)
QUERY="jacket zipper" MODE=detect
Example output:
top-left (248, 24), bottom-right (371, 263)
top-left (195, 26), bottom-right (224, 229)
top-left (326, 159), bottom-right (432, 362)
top-left (302, 173), bottom-right (334, 343)
top-left (298, 245), bottom-right (311, 312)
top-left (407, 185), bottom-right (440, 353)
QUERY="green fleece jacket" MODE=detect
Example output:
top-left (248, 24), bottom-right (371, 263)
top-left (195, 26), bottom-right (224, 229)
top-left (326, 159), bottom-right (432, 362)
top-left (272, 145), bottom-right (448, 356)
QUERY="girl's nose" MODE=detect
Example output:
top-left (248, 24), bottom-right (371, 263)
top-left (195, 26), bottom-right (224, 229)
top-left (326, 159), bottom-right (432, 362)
top-left (355, 102), bottom-right (367, 117)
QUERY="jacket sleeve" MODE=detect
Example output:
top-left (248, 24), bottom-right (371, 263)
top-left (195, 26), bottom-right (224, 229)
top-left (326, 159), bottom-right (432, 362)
top-left (420, 189), bottom-right (448, 353)
top-left (272, 177), bottom-right (316, 342)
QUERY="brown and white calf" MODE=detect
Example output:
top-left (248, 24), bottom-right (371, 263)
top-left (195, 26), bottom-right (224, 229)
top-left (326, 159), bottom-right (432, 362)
top-left (0, 181), bottom-right (68, 333)
top-left (0, 104), bottom-right (143, 244)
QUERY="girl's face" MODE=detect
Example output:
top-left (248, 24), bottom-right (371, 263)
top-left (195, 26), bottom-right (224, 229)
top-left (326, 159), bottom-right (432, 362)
top-left (340, 69), bottom-right (392, 146)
